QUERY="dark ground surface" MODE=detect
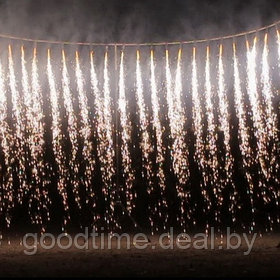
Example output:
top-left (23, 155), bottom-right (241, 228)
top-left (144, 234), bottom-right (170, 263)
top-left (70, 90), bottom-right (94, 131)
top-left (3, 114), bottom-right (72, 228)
top-left (0, 233), bottom-right (279, 277)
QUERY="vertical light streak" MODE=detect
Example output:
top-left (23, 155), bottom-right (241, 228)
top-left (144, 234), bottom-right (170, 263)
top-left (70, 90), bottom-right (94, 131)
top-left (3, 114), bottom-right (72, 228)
top-left (8, 45), bottom-right (28, 205)
top-left (136, 50), bottom-right (156, 232)
top-left (150, 49), bottom-right (168, 231)
top-left (135, 50), bottom-right (154, 191)
top-left (102, 51), bottom-right (118, 231)
top-left (233, 42), bottom-right (255, 231)
top-left (261, 34), bottom-right (279, 179)
top-left (22, 46), bottom-right (49, 229)
top-left (261, 34), bottom-right (280, 226)
top-left (165, 49), bottom-right (175, 127)
top-left (191, 47), bottom-right (211, 213)
top-left (246, 37), bottom-right (269, 180)
top-left (47, 48), bottom-right (69, 228)
top-left (217, 44), bottom-right (237, 223)
top-left (62, 50), bottom-right (80, 210)
top-left (174, 49), bottom-right (190, 186)
top-left (261, 34), bottom-right (278, 140)
top-left (89, 51), bottom-right (105, 229)
top-left (31, 47), bottom-right (50, 229)
top-left (205, 46), bottom-right (220, 223)
top-left (166, 48), bottom-right (191, 230)
top-left (277, 30), bottom-right (280, 67)
top-left (0, 35), bottom-right (278, 234)
top-left (118, 51), bottom-right (135, 214)
top-left (75, 51), bottom-right (95, 209)
top-left (0, 57), bottom-right (14, 227)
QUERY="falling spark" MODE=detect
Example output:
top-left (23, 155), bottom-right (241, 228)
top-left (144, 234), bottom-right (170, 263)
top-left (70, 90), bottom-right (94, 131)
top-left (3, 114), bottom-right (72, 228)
top-left (62, 50), bottom-right (80, 209)
top-left (150, 49), bottom-right (168, 231)
top-left (0, 56), bottom-right (14, 227)
top-left (191, 47), bottom-right (211, 213)
top-left (118, 51), bottom-right (135, 213)
top-left (173, 48), bottom-right (190, 188)
top-left (233, 42), bottom-right (256, 231)
top-left (166, 48), bottom-right (191, 230)
top-left (75, 51), bottom-right (95, 209)
top-left (277, 29), bottom-right (280, 68)
top-left (102, 50), bottom-right (118, 231)
top-left (8, 45), bottom-right (28, 206)
top-left (0, 35), bottom-right (278, 235)
top-left (261, 34), bottom-right (280, 182)
top-left (136, 50), bottom-right (157, 232)
top-left (246, 37), bottom-right (270, 180)
top-left (135, 50), bottom-right (154, 191)
top-left (246, 38), bottom-right (275, 224)
top-left (261, 34), bottom-right (280, 226)
top-left (217, 44), bottom-right (237, 223)
top-left (47, 48), bottom-right (69, 228)
top-left (22, 46), bottom-right (49, 229)
top-left (205, 46), bottom-right (221, 223)
top-left (89, 51), bottom-right (106, 229)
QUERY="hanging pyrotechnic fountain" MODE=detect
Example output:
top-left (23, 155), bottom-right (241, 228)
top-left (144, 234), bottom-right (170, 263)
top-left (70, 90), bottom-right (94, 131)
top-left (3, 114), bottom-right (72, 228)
top-left (0, 20), bottom-right (279, 235)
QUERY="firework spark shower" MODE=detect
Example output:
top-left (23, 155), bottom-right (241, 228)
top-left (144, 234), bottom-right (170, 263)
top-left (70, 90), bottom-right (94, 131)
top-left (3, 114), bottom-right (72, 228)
top-left (0, 25), bottom-right (279, 236)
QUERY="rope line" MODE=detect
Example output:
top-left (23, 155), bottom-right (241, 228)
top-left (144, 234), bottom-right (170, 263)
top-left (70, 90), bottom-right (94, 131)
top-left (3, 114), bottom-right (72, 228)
top-left (0, 19), bottom-right (279, 47)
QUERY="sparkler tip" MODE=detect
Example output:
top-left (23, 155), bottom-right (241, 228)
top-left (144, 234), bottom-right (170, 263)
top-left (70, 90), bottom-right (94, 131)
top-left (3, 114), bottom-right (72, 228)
top-left (193, 47), bottom-right (196, 58)
top-left (136, 49), bottom-right (140, 61)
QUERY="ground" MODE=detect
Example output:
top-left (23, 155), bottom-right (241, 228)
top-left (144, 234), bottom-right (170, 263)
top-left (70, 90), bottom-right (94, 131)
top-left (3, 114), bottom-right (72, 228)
top-left (0, 233), bottom-right (279, 277)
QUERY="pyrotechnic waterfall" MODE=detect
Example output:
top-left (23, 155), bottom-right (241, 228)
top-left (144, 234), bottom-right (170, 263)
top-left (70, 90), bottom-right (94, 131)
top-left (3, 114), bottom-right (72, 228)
top-left (166, 48), bottom-right (191, 231)
top-left (135, 50), bottom-right (153, 190)
top-left (102, 51), bottom-right (118, 231)
top-left (8, 45), bottom-right (28, 206)
top-left (0, 56), bottom-right (14, 227)
top-left (23, 46), bottom-right (50, 229)
top-left (204, 46), bottom-right (221, 230)
top-left (0, 29), bottom-right (279, 234)
top-left (191, 47), bottom-right (212, 222)
top-left (118, 51), bottom-right (135, 214)
top-left (61, 49), bottom-right (80, 212)
top-left (150, 49), bottom-right (168, 232)
top-left (75, 51), bottom-right (95, 210)
top-left (217, 45), bottom-right (237, 225)
top-left (246, 38), bottom-right (269, 180)
top-left (47, 49), bottom-right (70, 228)
top-left (233, 42), bottom-right (256, 232)
top-left (261, 34), bottom-right (280, 183)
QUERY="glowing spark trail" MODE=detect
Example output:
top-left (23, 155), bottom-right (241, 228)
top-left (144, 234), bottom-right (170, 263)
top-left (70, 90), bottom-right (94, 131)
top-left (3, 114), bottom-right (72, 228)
top-left (233, 42), bottom-right (256, 232)
top-left (246, 38), bottom-right (276, 227)
top-left (62, 50), bottom-right (80, 211)
top-left (261, 34), bottom-right (279, 182)
top-left (47, 49), bottom-right (69, 228)
top-left (261, 34), bottom-right (280, 227)
top-left (75, 51), bottom-right (95, 209)
top-left (191, 47), bottom-right (211, 215)
top-left (22, 46), bottom-right (49, 229)
top-left (150, 49), bottom-right (168, 232)
top-left (135, 50), bottom-right (154, 191)
top-left (205, 46), bottom-right (220, 223)
top-left (0, 57), bottom-right (14, 227)
top-left (217, 44), bottom-right (237, 223)
top-left (246, 38), bottom-right (269, 180)
top-left (118, 51), bottom-right (135, 214)
top-left (90, 51), bottom-right (106, 229)
top-left (31, 48), bottom-right (50, 229)
top-left (8, 45), bottom-right (28, 205)
top-left (166, 49), bottom-right (191, 230)
top-left (277, 30), bottom-right (280, 68)
top-left (0, 30), bottom-right (279, 235)
top-left (102, 51), bottom-right (118, 231)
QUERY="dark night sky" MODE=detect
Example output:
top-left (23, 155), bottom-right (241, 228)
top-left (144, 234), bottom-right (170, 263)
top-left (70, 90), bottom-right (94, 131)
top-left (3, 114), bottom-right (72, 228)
top-left (0, 0), bottom-right (279, 44)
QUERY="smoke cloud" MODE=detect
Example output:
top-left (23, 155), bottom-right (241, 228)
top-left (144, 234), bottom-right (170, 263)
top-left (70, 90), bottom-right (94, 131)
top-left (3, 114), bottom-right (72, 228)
top-left (0, 0), bottom-right (279, 44)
